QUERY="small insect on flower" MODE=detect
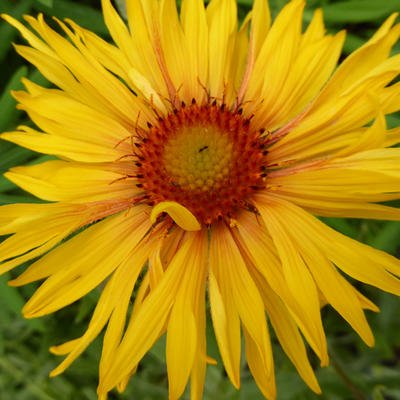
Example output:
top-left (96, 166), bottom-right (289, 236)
top-left (1, 0), bottom-right (400, 399)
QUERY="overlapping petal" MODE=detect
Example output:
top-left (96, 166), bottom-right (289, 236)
top-left (1, 1), bottom-right (400, 400)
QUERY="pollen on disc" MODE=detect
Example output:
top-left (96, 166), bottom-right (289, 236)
top-left (136, 102), bottom-right (268, 226)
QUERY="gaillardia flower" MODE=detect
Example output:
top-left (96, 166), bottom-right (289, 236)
top-left (1, 0), bottom-right (400, 398)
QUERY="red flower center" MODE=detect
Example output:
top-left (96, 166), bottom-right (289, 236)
top-left (136, 101), bottom-right (268, 225)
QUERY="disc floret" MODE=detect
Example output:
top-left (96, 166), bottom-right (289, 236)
top-left (136, 102), bottom-right (268, 225)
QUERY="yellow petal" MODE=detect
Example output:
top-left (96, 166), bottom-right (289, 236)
top-left (12, 45), bottom-right (84, 101)
top-left (189, 233), bottom-right (209, 400)
top-left (0, 234), bottom-right (67, 275)
top-left (315, 16), bottom-right (400, 107)
top-left (180, 0), bottom-right (209, 102)
top-left (34, 14), bottom-right (144, 125)
top-left (232, 11), bottom-right (251, 100)
top-left (287, 226), bottom-right (374, 346)
top-left (356, 290), bottom-right (380, 312)
top-left (236, 209), bottom-right (328, 366)
top-left (5, 160), bottom-right (136, 203)
top-left (213, 224), bottom-right (274, 378)
top-left (207, 0), bottom-right (237, 99)
top-left (301, 8), bottom-right (325, 48)
top-left (265, 30), bottom-right (345, 129)
top-left (99, 241), bottom-right (158, 380)
top-left (50, 238), bottom-right (153, 377)
top-left (270, 192), bottom-right (400, 221)
top-left (1, 14), bottom-right (55, 57)
top-left (1, 127), bottom-right (122, 163)
top-left (270, 65), bottom-right (399, 163)
top-left (250, 267), bottom-right (321, 393)
top-left (208, 267), bottom-right (241, 388)
top-left (335, 111), bottom-right (386, 157)
top-left (125, 0), bottom-right (169, 99)
top-left (268, 147), bottom-right (400, 212)
top-left (160, 0), bottom-right (192, 103)
top-left (12, 88), bottom-right (133, 145)
top-left (0, 202), bottom-right (75, 235)
top-left (22, 210), bottom-right (150, 318)
top-left (245, 0), bottom-right (304, 124)
top-left (0, 203), bottom-right (84, 274)
top-left (68, 20), bottom-right (131, 84)
top-left (99, 230), bottom-right (204, 394)
top-left (150, 201), bottom-right (201, 231)
top-left (255, 200), bottom-right (328, 366)
top-left (250, 0), bottom-right (271, 59)
top-left (166, 228), bottom-right (207, 400)
top-left (243, 327), bottom-right (276, 400)
top-left (100, 0), bottom-right (135, 63)
top-left (148, 247), bottom-right (164, 290)
top-left (167, 302), bottom-right (197, 399)
top-left (128, 67), bottom-right (167, 112)
top-left (256, 195), bottom-right (400, 297)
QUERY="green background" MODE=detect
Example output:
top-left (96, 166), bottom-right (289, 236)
top-left (0, 0), bottom-right (400, 399)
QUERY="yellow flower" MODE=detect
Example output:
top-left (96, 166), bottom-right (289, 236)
top-left (1, 0), bottom-right (400, 398)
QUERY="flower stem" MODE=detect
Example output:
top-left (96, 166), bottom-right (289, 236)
top-left (329, 352), bottom-right (367, 400)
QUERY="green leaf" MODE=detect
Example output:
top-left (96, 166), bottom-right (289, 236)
top-left (0, 66), bottom-right (28, 131)
top-left (376, 293), bottom-right (400, 338)
top-left (0, 0), bottom-right (34, 62)
top-left (0, 193), bottom-right (43, 204)
top-left (0, 274), bottom-right (44, 332)
top-left (115, 0), bottom-right (127, 20)
top-left (148, 334), bottom-right (166, 364)
top-left (342, 32), bottom-right (365, 54)
top-left (373, 385), bottom-right (389, 400)
top-left (320, 217), bottom-right (359, 239)
top-left (387, 114), bottom-right (400, 130)
top-left (0, 274), bottom-right (25, 316)
top-left (33, 0), bottom-right (108, 36)
top-left (0, 155), bottom-right (56, 193)
top-left (28, 68), bottom-right (52, 88)
top-left (0, 176), bottom-right (16, 193)
top-left (0, 331), bottom-right (4, 356)
top-left (367, 221), bottom-right (400, 254)
top-left (0, 147), bottom-right (35, 172)
top-left (74, 290), bottom-right (98, 323)
top-left (35, 0), bottom-right (53, 7)
top-left (322, 0), bottom-right (400, 24)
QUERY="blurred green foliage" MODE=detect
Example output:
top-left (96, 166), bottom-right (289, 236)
top-left (0, 0), bottom-right (400, 399)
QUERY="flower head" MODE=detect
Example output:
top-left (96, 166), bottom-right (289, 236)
top-left (1, 0), bottom-right (400, 399)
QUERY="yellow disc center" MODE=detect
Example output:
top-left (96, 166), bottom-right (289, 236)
top-left (163, 125), bottom-right (233, 192)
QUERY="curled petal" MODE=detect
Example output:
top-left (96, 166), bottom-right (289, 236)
top-left (150, 201), bottom-right (201, 231)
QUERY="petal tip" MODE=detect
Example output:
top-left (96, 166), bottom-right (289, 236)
top-left (150, 201), bottom-right (201, 231)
